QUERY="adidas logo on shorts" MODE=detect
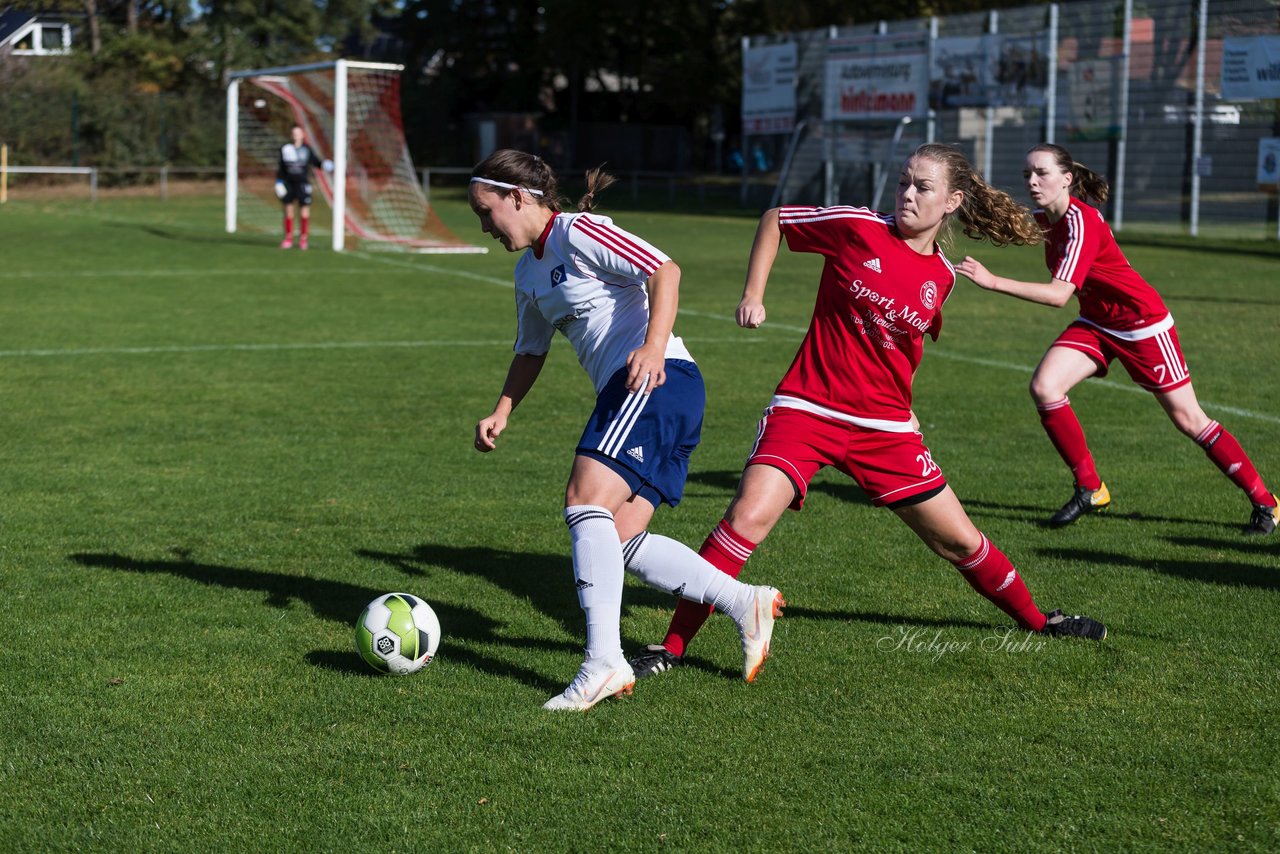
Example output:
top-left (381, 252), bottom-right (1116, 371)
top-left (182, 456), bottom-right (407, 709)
top-left (863, 257), bottom-right (882, 273)
top-left (626, 446), bottom-right (645, 463)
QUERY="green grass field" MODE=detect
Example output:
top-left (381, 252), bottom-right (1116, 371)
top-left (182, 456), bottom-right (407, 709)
top-left (2, 189), bottom-right (1277, 850)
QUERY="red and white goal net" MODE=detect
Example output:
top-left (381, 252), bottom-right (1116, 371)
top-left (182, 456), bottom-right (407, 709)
top-left (226, 60), bottom-right (482, 253)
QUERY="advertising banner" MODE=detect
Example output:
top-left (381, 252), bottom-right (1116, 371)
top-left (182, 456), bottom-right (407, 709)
top-left (930, 34), bottom-right (1048, 109)
top-left (1221, 36), bottom-right (1280, 101)
top-left (742, 42), bottom-right (797, 134)
top-left (824, 34), bottom-right (929, 121)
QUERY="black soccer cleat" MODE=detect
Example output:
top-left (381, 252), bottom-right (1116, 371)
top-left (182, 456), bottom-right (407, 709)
top-left (1243, 496), bottom-right (1279, 536)
top-left (1041, 609), bottom-right (1107, 641)
top-left (1048, 482), bottom-right (1111, 527)
top-left (628, 644), bottom-right (683, 679)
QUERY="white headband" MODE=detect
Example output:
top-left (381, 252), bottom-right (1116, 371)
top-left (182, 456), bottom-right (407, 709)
top-left (470, 177), bottom-right (544, 197)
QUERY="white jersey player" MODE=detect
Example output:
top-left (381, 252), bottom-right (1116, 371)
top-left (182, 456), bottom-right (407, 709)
top-left (511, 210), bottom-right (693, 394)
top-left (468, 149), bottom-right (784, 712)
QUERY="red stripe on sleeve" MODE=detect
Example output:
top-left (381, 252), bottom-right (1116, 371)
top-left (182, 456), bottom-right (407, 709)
top-left (572, 218), bottom-right (663, 274)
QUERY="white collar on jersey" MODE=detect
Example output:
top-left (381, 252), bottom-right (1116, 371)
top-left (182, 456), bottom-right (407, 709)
top-left (470, 176), bottom-right (544, 197)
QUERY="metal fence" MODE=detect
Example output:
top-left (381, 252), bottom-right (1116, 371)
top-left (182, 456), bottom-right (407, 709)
top-left (745, 0), bottom-right (1280, 239)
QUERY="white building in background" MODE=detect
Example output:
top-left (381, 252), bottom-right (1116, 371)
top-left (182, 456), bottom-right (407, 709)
top-left (0, 10), bottom-right (72, 57)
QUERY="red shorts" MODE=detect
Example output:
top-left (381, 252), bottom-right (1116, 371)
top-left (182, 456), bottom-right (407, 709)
top-left (1052, 320), bottom-right (1192, 392)
top-left (746, 406), bottom-right (946, 509)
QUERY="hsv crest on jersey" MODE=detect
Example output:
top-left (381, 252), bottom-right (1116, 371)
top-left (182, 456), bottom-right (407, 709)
top-left (919, 281), bottom-right (938, 310)
top-left (863, 257), bottom-right (882, 273)
top-left (550, 264), bottom-right (565, 287)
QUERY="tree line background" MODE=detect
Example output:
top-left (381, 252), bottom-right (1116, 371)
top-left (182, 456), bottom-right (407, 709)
top-left (0, 0), bottom-right (1045, 173)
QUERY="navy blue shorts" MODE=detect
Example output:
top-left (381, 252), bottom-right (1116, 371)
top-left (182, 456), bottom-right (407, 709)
top-left (576, 359), bottom-right (704, 508)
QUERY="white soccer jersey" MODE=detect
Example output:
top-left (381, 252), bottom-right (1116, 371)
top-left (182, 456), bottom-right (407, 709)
top-left (512, 212), bottom-right (693, 393)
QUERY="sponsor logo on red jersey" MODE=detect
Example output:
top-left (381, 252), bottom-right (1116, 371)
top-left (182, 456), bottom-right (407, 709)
top-left (920, 280), bottom-right (937, 310)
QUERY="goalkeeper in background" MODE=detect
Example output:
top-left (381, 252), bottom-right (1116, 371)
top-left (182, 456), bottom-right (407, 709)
top-left (275, 124), bottom-right (332, 250)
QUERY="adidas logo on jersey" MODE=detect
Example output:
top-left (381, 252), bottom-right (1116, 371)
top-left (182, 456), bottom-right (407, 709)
top-left (863, 257), bottom-right (882, 273)
top-left (626, 446), bottom-right (645, 463)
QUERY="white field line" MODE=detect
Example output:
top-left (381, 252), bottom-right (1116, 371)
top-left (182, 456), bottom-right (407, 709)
top-left (0, 340), bottom-right (509, 357)
top-left (0, 268), bottom-right (379, 280)
top-left (676, 309), bottom-right (1280, 426)
top-left (0, 337), bottom-right (761, 359)
top-left (5, 252), bottom-right (1275, 425)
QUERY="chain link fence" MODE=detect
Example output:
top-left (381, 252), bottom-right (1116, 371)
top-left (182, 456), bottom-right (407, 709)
top-left (745, 0), bottom-right (1280, 239)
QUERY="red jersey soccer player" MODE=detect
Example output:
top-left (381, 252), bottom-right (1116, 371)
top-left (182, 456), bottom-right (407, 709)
top-left (956, 143), bottom-right (1278, 536)
top-left (629, 143), bottom-right (1107, 681)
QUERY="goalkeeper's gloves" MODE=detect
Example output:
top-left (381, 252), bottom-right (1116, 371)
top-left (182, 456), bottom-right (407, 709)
top-left (274, 180), bottom-right (287, 200)
top-left (322, 159), bottom-right (335, 173)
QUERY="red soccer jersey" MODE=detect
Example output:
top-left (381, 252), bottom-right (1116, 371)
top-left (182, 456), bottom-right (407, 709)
top-left (1037, 196), bottom-right (1168, 332)
top-left (775, 206), bottom-right (956, 423)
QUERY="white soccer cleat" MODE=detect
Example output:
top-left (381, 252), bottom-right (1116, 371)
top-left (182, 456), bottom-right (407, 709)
top-left (542, 660), bottom-right (636, 712)
top-left (737, 585), bottom-right (785, 683)
top-left (280, 237), bottom-right (294, 249)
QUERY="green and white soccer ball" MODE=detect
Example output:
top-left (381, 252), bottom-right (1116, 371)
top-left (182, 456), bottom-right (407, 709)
top-left (355, 593), bottom-right (442, 675)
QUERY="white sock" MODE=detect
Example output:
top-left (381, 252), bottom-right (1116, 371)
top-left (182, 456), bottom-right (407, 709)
top-left (564, 505), bottom-right (626, 665)
top-left (622, 531), bottom-right (755, 619)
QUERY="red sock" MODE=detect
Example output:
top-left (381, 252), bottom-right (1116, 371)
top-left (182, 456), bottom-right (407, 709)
top-left (1038, 398), bottom-right (1101, 490)
top-left (283, 214), bottom-right (293, 237)
top-left (300, 217), bottom-right (310, 239)
top-left (1195, 421), bottom-right (1273, 505)
top-left (661, 520), bottom-right (755, 656)
top-left (953, 535), bottom-right (1046, 632)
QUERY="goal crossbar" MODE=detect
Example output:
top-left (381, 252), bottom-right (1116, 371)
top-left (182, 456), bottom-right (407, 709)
top-left (227, 60), bottom-right (405, 81)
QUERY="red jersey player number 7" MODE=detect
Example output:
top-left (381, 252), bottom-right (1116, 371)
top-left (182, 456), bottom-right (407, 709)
top-left (955, 143), bottom-right (1278, 536)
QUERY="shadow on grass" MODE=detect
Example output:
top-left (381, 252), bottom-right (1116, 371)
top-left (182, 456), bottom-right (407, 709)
top-left (355, 541), bottom-right (761, 681)
top-left (107, 219), bottom-right (268, 248)
top-left (785, 604), bottom-right (1000, 633)
top-left (306, 649), bottom-right (383, 677)
top-left (1164, 292), bottom-right (1280, 308)
top-left (1163, 534), bottom-right (1280, 556)
top-left (1117, 232), bottom-right (1280, 263)
top-left (355, 542), bottom-right (680, 626)
top-left (68, 550), bottom-right (572, 694)
top-left (1036, 546), bottom-right (1280, 591)
top-left (686, 469), bottom-right (874, 508)
top-left (961, 497), bottom-right (1220, 530)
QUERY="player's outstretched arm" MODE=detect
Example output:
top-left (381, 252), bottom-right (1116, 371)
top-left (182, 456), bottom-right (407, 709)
top-left (738, 208), bottom-right (783, 328)
top-left (627, 260), bottom-right (680, 392)
top-left (475, 352), bottom-right (547, 452)
top-left (955, 256), bottom-right (1076, 308)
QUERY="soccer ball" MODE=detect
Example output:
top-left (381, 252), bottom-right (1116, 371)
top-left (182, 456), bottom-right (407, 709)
top-left (354, 592), bottom-right (441, 675)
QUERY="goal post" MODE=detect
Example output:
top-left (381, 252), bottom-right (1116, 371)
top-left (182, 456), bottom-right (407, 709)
top-left (226, 59), bottom-right (484, 253)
